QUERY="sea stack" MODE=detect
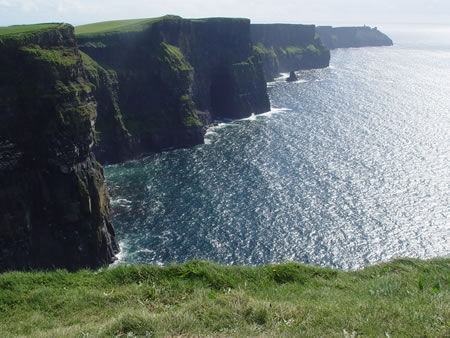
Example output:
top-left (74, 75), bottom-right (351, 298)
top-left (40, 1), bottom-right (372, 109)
top-left (286, 71), bottom-right (298, 82)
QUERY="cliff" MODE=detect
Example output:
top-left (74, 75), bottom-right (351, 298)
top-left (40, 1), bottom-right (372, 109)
top-left (0, 17), bottom-right (333, 271)
top-left (76, 16), bottom-right (270, 163)
top-left (251, 24), bottom-right (330, 81)
top-left (0, 24), bottom-right (119, 271)
top-left (316, 26), bottom-right (393, 49)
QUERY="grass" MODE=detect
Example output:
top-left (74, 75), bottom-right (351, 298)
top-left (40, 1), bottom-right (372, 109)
top-left (158, 42), bottom-right (193, 73)
top-left (75, 16), bottom-right (179, 37)
top-left (253, 43), bottom-right (277, 58)
top-left (0, 23), bottom-right (60, 37)
top-left (0, 258), bottom-right (448, 337)
top-left (0, 23), bottom-right (70, 46)
top-left (75, 16), bottom-right (249, 38)
top-left (180, 95), bottom-right (202, 128)
top-left (20, 45), bottom-right (80, 68)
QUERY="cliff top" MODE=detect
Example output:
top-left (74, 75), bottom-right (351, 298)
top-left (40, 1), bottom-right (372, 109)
top-left (75, 15), bottom-right (180, 37)
top-left (75, 15), bottom-right (250, 38)
top-left (190, 17), bottom-right (249, 23)
top-left (0, 23), bottom-right (71, 44)
top-left (316, 25), bottom-right (393, 48)
top-left (0, 23), bottom-right (59, 36)
top-left (252, 23), bottom-right (314, 28)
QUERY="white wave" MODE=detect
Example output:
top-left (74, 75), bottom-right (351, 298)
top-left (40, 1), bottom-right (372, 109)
top-left (134, 248), bottom-right (155, 254)
top-left (207, 122), bottom-right (236, 132)
top-left (241, 107), bottom-right (292, 120)
top-left (267, 107), bottom-right (292, 115)
top-left (204, 130), bottom-right (219, 137)
top-left (277, 73), bottom-right (290, 80)
top-left (109, 240), bottom-right (129, 267)
top-left (241, 113), bottom-right (257, 121)
top-left (110, 198), bottom-right (132, 206)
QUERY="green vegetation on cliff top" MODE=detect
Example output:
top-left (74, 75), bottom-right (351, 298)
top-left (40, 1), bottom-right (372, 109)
top-left (20, 45), bottom-right (80, 68)
top-left (0, 23), bottom-right (60, 37)
top-left (0, 23), bottom-right (71, 45)
top-left (253, 43), bottom-right (277, 58)
top-left (0, 258), bottom-right (448, 337)
top-left (75, 16), bottom-right (178, 37)
top-left (75, 16), bottom-right (250, 38)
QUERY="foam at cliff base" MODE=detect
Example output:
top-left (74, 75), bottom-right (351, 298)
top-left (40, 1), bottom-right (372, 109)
top-left (206, 108), bottom-right (291, 134)
top-left (110, 240), bottom-right (128, 267)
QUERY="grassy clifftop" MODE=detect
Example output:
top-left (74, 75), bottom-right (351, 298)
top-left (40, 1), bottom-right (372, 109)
top-left (75, 16), bottom-right (179, 37)
top-left (0, 258), bottom-right (448, 336)
top-left (0, 23), bottom-right (60, 38)
top-left (75, 16), bottom-right (249, 37)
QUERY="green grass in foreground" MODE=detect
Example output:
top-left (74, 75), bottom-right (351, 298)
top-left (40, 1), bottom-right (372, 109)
top-left (75, 16), bottom-right (177, 37)
top-left (0, 258), bottom-right (448, 337)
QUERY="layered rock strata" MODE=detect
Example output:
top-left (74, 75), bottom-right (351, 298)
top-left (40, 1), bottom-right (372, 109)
top-left (0, 24), bottom-right (119, 271)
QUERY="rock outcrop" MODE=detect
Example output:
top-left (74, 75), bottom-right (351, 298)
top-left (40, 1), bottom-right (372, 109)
top-left (76, 16), bottom-right (270, 163)
top-left (0, 24), bottom-right (119, 271)
top-left (286, 71), bottom-right (298, 82)
top-left (316, 26), bottom-right (393, 49)
top-left (251, 24), bottom-right (330, 81)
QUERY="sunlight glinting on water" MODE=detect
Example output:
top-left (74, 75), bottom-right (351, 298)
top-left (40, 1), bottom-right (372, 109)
top-left (106, 38), bottom-right (450, 270)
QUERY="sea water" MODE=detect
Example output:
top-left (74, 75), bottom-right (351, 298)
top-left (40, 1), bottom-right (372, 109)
top-left (106, 25), bottom-right (450, 270)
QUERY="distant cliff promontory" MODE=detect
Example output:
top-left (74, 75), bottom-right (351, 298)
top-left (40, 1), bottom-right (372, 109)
top-left (251, 24), bottom-right (330, 81)
top-left (316, 25), bottom-right (393, 49)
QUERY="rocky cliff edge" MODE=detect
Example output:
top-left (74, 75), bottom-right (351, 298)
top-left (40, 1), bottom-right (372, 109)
top-left (0, 24), bottom-right (119, 271)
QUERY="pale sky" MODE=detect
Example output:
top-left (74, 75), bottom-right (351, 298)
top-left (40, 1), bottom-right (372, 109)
top-left (1, 0), bottom-right (449, 27)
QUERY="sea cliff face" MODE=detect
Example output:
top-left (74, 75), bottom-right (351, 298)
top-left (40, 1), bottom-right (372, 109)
top-left (0, 24), bottom-right (119, 271)
top-left (0, 17), bottom-right (338, 271)
top-left (76, 16), bottom-right (270, 163)
top-left (0, 18), bottom-right (273, 270)
top-left (316, 26), bottom-right (393, 49)
top-left (251, 24), bottom-right (330, 81)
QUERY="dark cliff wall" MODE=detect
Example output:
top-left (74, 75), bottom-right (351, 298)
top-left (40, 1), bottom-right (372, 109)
top-left (251, 24), bottom-right (330, 81)
top-left (316, 26), bottom-right (393, 49)
top-left (0, 24), bottom-right (119, 271)
top-left (76, 16), bottom-right (270, 163)
top-left (159, 18), bottom-right (270, 120)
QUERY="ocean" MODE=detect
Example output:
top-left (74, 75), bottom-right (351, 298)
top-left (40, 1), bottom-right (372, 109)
top-left (105, 25), bottom-right (450, 270)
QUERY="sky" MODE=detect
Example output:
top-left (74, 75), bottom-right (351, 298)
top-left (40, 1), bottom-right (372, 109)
top-left (1, 0), bottom-right (449, 27)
